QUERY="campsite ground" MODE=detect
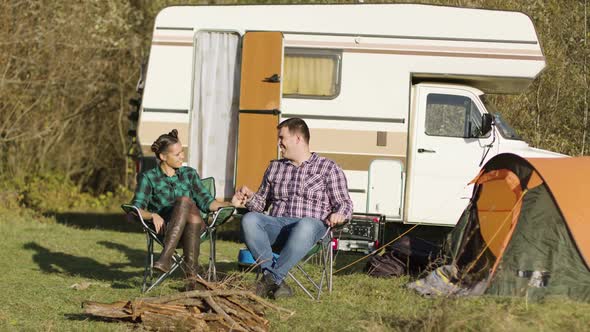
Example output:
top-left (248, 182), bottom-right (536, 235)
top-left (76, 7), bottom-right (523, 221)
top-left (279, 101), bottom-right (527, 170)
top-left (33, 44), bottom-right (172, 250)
top-left (1, 212), bottom-right (589, 331)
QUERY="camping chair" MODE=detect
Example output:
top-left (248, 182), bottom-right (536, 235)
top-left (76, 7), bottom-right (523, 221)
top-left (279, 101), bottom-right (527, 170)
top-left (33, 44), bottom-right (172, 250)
top-left (256, 223), bottom-right (346, 300)
top-left (286, 226), bottom-right (337, 300)
top-left (122, 177), bottom-right (235, 293)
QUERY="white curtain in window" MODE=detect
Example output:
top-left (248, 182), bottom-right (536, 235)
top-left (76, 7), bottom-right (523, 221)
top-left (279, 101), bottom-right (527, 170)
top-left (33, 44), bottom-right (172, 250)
top-left (189, 32), bottom-right (240, 198)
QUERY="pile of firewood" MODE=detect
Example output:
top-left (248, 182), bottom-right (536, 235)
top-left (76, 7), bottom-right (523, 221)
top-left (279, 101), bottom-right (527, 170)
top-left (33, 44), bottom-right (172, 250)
top-left (82, 279), bottom-right (294, 331)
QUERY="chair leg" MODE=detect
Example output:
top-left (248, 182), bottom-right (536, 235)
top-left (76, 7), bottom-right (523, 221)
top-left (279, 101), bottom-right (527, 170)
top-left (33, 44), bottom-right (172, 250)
top-left (289, 252), bottom-right (324, 300)
top-left (150, 238), bottom-right (155, 271)
top-left (146, 253), bottom-right (184, 293)
top-left (208, 228), bottom-right (217, 282)
top-left (296, 264), bottom-right (320, 290)
top-left (289, 271), bottom-right (315, 299)
top-left (316, 242), bottom-right (331, 300)
top-left (142, 235), bottom-right (153, 293)
top-left (328, 241), bottom-right (334, 293)
top-left (287, 236), bottom-right (335, 301)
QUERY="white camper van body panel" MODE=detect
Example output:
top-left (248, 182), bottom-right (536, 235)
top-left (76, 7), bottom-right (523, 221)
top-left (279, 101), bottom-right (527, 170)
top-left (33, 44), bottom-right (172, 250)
top-left (154, 5), bottom-right (540, 41)
top-left (139, 4), bottom-right (545, 149)
top-left (368, 160), bottom-right (405, 219)
top-left (136, 4), bottom-right (556, 226)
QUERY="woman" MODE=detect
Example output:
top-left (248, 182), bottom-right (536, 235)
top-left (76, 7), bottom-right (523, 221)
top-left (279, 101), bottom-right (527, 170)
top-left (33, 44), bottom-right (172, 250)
top-left (131, 129), bottom-right (235, 285)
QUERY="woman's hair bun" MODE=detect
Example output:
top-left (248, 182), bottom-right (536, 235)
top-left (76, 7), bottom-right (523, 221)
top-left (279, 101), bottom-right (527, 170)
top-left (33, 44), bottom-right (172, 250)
top-left (151, 142), bottom-right (160, 153)
top-left (151, 129), bottom-right (180, 160)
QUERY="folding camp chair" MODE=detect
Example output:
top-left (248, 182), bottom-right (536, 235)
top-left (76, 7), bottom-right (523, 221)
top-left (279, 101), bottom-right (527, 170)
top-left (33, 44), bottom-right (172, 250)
top-left (254, 225), bottom-right (343, 300)
top-left (122, 177), bottom-right (235, 293)
top-left (287, 226), bottom-right (337, 300)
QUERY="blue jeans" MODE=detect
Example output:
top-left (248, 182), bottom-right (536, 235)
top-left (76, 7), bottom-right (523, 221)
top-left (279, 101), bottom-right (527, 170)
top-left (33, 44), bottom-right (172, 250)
top-left (241, 212), bottom-right (328, 284)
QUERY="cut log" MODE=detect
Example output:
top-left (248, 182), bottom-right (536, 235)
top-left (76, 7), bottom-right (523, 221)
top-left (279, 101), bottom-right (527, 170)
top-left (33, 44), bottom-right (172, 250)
top-left (82, 301), bottom-right (134, 320)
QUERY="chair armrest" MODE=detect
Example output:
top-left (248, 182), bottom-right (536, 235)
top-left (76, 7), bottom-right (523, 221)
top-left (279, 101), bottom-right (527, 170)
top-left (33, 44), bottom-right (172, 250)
top-left (208, 206), bottom-right (236, 229)
top-left (121, 204), bottom-right (140, 217)
top-left (320, 219), bottom-right (350, 241)
top-left (121, 204), bottom-right (158, 236)
top-left (326, 219), bottom-right (349, 232)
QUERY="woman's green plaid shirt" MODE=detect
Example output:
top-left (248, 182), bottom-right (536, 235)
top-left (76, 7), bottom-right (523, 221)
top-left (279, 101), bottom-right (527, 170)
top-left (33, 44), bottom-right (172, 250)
top-left (131, 165), bottom-right (214, 215)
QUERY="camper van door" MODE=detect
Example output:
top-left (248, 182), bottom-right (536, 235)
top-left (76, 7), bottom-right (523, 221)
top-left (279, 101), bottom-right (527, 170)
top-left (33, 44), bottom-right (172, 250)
top-left (235, 32), bottom-right (283, 191)
top-left (407, 85), bottom-right (497, 225)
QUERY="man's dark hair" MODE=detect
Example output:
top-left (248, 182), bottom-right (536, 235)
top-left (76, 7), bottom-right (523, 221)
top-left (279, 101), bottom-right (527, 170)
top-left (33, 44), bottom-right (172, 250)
top-left (277, 118), bottom-right (310, 144)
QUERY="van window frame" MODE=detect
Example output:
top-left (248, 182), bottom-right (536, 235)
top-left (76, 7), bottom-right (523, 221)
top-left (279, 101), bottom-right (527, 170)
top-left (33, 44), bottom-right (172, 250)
top-left (424, 92), bottom-right (490, 139)
top-left (282, 47), bottom-right (342, 100)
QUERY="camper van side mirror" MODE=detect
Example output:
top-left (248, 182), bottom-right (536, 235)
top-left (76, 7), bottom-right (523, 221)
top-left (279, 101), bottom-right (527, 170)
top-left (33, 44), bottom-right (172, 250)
top-left (481, 113), bottom-right (493, 135)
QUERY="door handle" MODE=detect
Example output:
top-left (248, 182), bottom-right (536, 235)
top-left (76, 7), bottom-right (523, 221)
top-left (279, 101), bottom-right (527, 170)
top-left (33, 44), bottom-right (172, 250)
top-left (263, 74), bottom-right (281, 83)
top-left (418, 148), bottom-right (436, 153)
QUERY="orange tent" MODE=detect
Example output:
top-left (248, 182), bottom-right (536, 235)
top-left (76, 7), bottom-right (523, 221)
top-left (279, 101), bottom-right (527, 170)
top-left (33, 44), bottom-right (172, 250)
top-left (448, 153), bottom-right (590, 301)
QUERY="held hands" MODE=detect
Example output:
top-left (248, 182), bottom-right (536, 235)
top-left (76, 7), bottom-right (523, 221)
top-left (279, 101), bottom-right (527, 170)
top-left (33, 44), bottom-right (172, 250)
top-left (231, 186), bottom-right (254, 208)
top-left (152, 213), bottom-right (165, 234)
top-left (326, 213), bottom-right (346, 227)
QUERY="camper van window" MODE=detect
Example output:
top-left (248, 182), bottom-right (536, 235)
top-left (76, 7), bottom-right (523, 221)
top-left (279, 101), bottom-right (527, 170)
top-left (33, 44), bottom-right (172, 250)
top-left (425, 94), bottom-right (484, 138)
top-left (480, 95), bottom-right (523, 140)
top-left (283, 48), bottom-right (341, 99)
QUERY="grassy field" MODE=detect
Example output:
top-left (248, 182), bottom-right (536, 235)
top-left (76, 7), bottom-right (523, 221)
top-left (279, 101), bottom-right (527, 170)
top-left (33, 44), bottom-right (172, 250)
top-left (1, 212), bottom-right (589, 332)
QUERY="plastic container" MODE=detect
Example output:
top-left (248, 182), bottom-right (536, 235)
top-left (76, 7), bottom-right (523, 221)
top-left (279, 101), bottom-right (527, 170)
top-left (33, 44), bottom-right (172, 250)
top-left (237, 248), bottom-right (280, 267)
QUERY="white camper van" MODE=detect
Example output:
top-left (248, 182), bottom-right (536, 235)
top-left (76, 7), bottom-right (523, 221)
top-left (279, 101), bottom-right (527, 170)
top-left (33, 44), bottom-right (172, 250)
top-left (129, 4), bottom-right (562, 230)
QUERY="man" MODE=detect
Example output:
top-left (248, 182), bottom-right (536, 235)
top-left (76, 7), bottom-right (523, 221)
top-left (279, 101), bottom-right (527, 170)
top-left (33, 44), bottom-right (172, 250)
top-left (233, 118), bottom-right (353, 299)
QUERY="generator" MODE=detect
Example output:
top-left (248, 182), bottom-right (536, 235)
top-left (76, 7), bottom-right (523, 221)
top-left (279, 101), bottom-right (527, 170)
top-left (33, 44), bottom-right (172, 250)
top-left (333, 213), bottom-right (384, 254)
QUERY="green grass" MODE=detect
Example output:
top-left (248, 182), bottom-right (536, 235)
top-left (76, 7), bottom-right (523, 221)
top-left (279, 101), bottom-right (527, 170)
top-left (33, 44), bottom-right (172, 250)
top-left (1, 212), bottom-right (589, 331)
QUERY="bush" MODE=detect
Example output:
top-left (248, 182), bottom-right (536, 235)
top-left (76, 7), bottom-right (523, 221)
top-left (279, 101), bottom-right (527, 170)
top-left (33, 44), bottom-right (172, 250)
top-left (2, 173), bottom-right (133, 214)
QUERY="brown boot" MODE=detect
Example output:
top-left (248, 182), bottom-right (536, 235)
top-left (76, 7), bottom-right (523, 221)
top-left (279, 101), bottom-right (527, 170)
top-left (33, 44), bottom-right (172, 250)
top-left (182, 221), bottom-right (201, 278)
top-left (154, 200), bottom-right (189, 273)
